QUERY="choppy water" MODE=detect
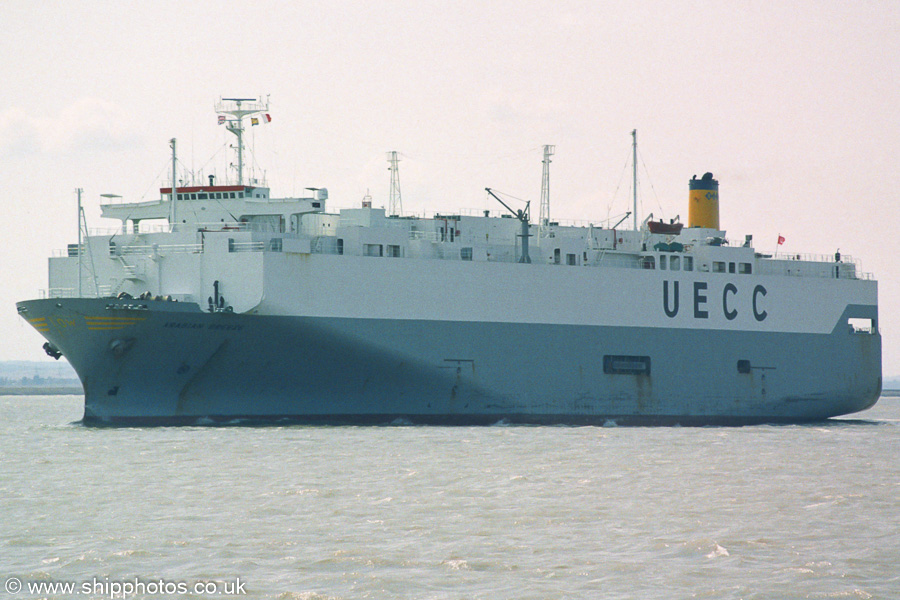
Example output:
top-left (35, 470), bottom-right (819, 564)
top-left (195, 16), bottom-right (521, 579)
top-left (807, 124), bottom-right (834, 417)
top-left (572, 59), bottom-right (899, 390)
top-left (1, 395), bottom-right (898, 600)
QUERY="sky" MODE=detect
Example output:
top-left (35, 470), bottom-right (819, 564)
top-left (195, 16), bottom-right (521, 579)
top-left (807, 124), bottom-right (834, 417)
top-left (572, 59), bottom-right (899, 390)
top-left (2, 0), bottom-right (899, 376)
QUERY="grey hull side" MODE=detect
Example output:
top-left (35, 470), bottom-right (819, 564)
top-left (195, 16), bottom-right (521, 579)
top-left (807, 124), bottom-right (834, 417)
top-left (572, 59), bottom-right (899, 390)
top-left (17, 298), bottom-right (881, 425)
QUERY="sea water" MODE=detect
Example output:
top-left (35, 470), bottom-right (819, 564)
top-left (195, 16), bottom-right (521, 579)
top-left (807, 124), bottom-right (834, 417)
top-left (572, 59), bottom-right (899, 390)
top-left (1, 395), bottom-right (898, 599)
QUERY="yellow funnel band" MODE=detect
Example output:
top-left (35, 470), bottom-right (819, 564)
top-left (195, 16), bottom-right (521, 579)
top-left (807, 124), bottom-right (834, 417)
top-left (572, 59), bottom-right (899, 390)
top-left (688, 173), bottom-right (719, 229)
top-left (689, 189), bottom-right (719, 229)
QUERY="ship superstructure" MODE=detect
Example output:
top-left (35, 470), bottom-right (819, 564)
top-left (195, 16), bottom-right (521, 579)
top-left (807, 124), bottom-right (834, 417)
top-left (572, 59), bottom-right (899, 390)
top-left (17, 99), bottom-right (881, 424)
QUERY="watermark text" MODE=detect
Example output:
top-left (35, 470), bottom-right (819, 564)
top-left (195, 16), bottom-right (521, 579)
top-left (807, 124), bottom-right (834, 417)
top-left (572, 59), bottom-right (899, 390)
top-left (5, 576), bottom-right (246, 598)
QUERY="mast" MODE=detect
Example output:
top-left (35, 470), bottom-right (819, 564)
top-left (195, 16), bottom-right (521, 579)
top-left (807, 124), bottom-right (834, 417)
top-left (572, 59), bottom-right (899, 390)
top-left (632, 129), bottom-right (638, 230)
top-left (387, 151), bottom-right (402, 216)
top-left (539, 144), bottom-right (554, 237)
top-left (170, 138), bottom-right (177, 227)
top-left (77, 188), bottom-right (82, 296)
top-left (215, 96), bottom-right (269, 185)
top-left (76, 188), bottom-right (99, 297)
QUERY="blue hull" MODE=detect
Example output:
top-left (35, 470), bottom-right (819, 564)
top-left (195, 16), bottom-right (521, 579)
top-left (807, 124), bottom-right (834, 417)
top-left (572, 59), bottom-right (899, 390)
top-left (17, 298), bottom-right (882, 425)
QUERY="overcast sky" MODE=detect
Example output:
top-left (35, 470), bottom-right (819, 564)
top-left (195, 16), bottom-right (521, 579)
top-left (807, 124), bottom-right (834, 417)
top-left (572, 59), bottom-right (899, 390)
top-left (2, 0), bottom-right (898, 375)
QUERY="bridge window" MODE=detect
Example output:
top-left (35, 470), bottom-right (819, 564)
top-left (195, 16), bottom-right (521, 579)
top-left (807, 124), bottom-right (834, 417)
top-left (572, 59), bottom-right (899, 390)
top-left (713, 261), bottom-right (726, 273)
top-left (364, 244), bottom-right (383, 257)
top-left (460, 247), bottom-right (473, 261)
top-left (739, 263), bottom-right (752, 274)
top-left (684, 256), bottom-right (693, 271)
top-left (670, 256), bottom-right (680, 271)
top-left (386, 245), bottom-right (401, 257)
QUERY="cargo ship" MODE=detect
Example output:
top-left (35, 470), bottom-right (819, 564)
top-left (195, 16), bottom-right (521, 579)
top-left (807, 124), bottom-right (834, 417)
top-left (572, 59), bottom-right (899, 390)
top-left (16, 98), bottom-right (881, 424)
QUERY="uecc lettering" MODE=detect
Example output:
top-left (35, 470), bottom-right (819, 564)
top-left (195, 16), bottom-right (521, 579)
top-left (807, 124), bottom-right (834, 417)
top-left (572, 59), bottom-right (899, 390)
top-left (663, 280), bottom-right (768, 321)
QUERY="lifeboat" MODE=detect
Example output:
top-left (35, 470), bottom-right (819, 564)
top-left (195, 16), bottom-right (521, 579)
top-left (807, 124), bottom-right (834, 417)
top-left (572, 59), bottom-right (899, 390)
top-left (647, 219), bottom-right (684, 235)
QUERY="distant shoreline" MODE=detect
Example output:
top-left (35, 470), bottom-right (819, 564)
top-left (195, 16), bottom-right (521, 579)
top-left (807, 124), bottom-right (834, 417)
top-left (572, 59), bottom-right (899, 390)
top-left (0, 386), bottom-right (83, 396)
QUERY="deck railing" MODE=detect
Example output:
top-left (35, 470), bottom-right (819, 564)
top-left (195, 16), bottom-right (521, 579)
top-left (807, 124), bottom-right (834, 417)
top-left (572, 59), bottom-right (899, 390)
top-left (45, 285), bottom-right (114, 299)
top-left (50, 232), bottom-right (875, 280)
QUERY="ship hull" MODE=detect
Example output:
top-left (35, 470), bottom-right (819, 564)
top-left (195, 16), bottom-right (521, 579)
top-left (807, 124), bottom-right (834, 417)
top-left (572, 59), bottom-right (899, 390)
top-left (17, 297), bottom-right (881, 425)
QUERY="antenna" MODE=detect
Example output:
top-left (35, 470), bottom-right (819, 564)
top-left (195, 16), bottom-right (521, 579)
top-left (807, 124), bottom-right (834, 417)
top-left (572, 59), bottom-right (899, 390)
top-left (538, 145), bottom-right (554, 237)
top-left (215, 96), bottom-right (269, 185)
top-left (387, 151), bottom-right (402, 216)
